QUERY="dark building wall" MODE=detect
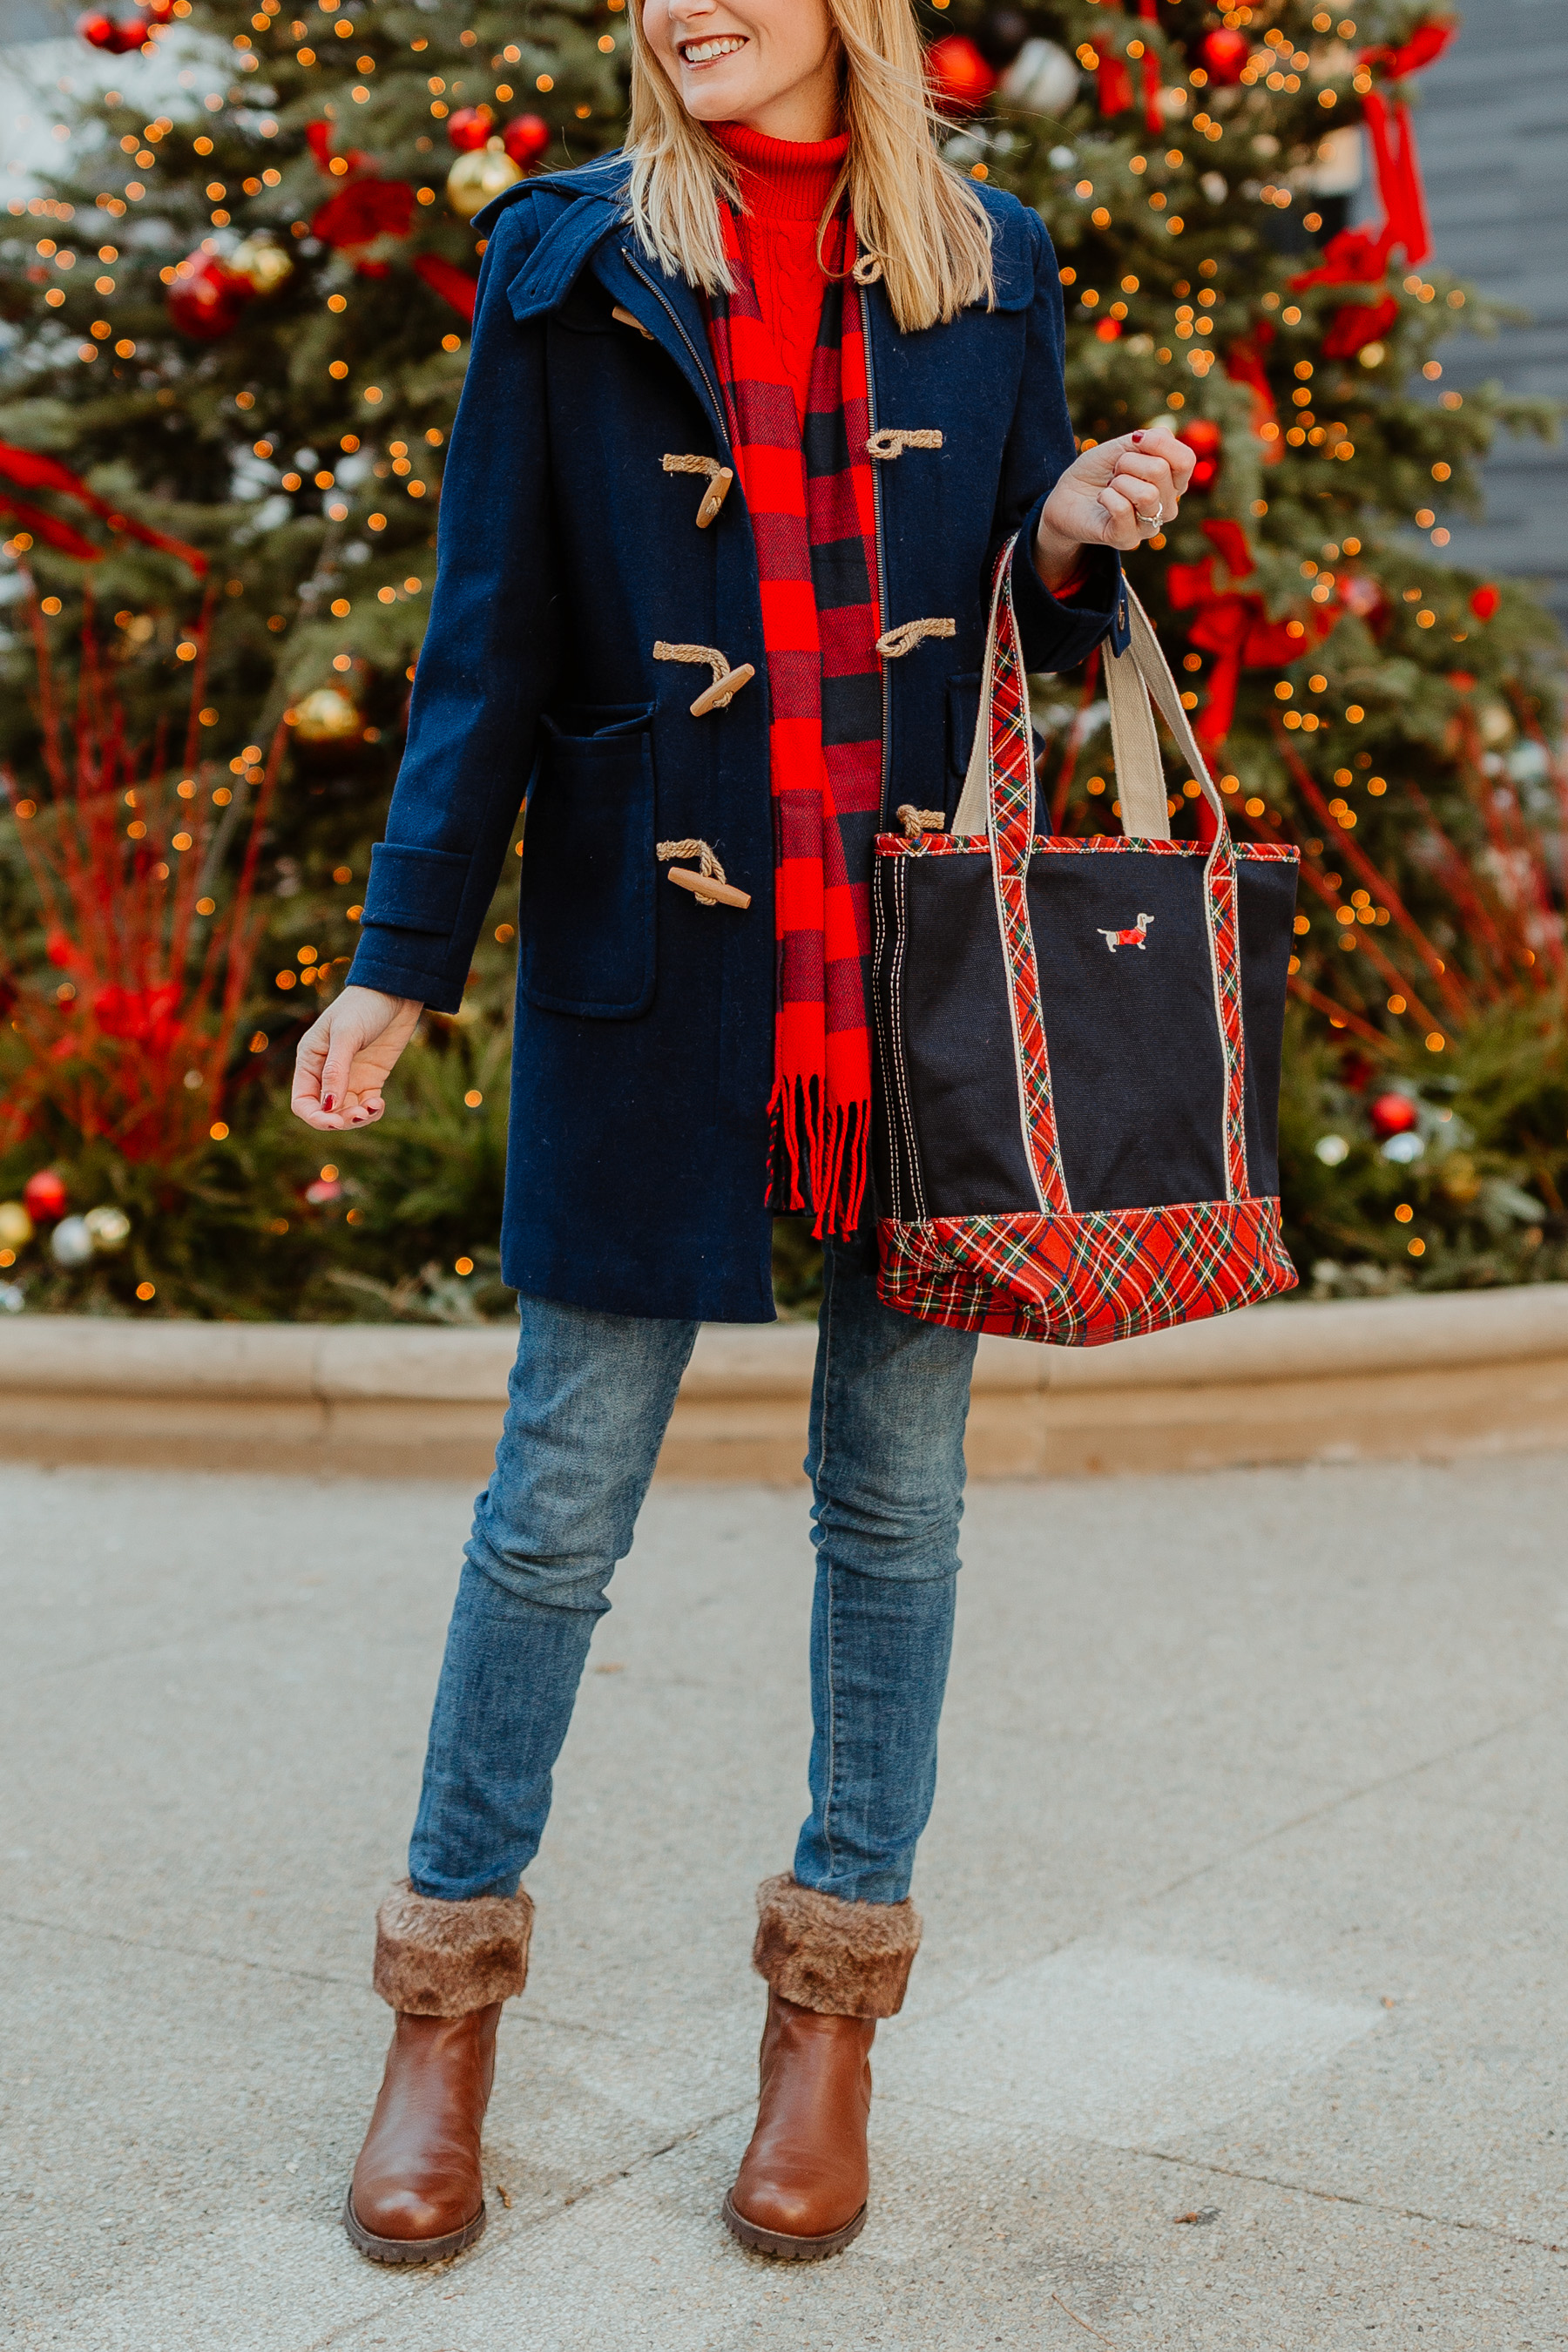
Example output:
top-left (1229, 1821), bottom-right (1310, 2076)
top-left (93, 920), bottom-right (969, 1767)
top-left (1417, 0), bottom-right (1568, 624)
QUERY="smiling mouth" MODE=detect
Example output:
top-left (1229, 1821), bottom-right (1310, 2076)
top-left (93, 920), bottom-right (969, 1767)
top-left (678, 33), bottom-right (748, 66)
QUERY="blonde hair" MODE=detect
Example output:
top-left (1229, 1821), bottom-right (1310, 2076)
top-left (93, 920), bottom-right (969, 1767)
top-left (624, 0), bottom-right (996, 333)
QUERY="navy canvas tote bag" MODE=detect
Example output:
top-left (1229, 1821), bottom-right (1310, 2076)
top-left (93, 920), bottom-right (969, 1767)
top-left (871, 538), bottom-right (1300, 1346)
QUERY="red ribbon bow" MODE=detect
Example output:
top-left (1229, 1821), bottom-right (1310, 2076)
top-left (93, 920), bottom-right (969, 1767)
top-left (1166, 521), bottom-right (1339, 748)
top-left (1097, 0), bottom-right (1164, 134)
top-left (308, 123), bottom-right (476, 316)
top-left (0, 439), bottom-right (206, 575)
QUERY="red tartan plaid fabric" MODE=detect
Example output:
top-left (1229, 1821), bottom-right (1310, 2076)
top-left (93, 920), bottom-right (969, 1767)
top-left (704, 208), bottom-right (882, 1239)
top-left (877, 1200), bottom-right (1296, 1345)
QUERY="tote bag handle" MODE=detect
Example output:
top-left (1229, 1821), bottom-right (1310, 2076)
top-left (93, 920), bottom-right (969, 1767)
top-left (952, 555), bottom-right (1230, 849)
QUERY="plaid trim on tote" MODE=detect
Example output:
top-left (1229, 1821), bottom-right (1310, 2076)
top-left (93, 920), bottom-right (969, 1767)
top-left (877, 1199), bottom-right (1296, 1346)
top-left (704, 209), bottom-right (882, 1240)
top-left (980, 544), bottom-right (1070, 1214)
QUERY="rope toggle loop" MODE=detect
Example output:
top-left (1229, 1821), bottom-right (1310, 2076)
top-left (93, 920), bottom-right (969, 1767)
top-left (865, 429), bottom-right (944, 461)
top-left (875, 616), bottom-right (956, 661)
top-left (896, 805), bottom-right (947, 842)
top-left (851, 253), bottom-right (885, 286)
top-left (652, 639), bottom-right (756, 717)
top-left (662, 452), bottom-right (734, 528)
top-left (657, 837), bottom-right (751, 910)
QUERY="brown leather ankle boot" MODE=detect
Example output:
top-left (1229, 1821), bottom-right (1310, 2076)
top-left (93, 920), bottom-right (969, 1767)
top-left (344, 2004), bottom-right (500, 2262)
top-left (343, 1880), bottom-right (534, 2265)
top-left (723, 1989), bottom-right (875, 2259)
top-left (722, 1875), bottom-right (923, 2261)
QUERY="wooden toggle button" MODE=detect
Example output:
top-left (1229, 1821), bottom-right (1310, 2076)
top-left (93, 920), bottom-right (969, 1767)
top-left (695, 469), bottom-right (733, 527)
top-left (689, 662), bottom-right (754, 717)
top-left (666, 865), bottom-right (752, 910)
top-left (662, 453), bottom-right (733, 528)
top-left (612, 303), bottom-right (654, 341)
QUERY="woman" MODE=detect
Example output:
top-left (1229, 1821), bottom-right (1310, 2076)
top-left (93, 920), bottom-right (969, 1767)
top-left (295, 0), bottom-right (1193, 2268)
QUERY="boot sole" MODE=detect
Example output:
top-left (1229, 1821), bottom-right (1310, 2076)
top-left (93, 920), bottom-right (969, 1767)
top-left (720, 2191), bottom-right (867, 2261)
top-left (342, 2191), bottom-right (487, 2266)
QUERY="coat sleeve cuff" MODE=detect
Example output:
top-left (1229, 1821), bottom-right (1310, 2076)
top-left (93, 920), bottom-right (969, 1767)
top-left (345, 937), bottom-right (465, 1017)
top-left (347, 841), bottom-right (475, 1013)
top-left (1007, 502), bottom-right (1127, 672)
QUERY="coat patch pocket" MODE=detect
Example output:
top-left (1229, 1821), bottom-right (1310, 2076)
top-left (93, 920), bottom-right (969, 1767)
top-left (521, 704), bottom-right (657, 1019)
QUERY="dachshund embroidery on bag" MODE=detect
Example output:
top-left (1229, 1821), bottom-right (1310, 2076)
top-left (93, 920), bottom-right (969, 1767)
top-left (1098, 913), bottom-right (1154, 953)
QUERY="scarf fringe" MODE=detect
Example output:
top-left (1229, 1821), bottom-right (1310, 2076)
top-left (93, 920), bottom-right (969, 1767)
top-left (767, 1071), bottom-right (868, 1240)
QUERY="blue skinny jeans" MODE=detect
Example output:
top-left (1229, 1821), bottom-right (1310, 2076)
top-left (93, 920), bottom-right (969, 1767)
top-left (409, 1239), bottom-right (978, 1909)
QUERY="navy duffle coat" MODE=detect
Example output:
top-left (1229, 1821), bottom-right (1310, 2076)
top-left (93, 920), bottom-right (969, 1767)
top-left (347, 153), bottom-right (1127, 1322)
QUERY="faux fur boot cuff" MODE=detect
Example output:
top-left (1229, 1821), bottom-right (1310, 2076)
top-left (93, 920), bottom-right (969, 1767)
top-left (372, 1881), bottom-right (535, 2017)
top-left (752, 1873), bottom-right (922, 2020)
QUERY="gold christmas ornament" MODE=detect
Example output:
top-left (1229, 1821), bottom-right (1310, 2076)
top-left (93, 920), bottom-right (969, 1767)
top-left (0, 1200), bottom-right (33, 1249)
top-left (84, 1204), bottom-right (132, 1252)
top-left (290, 686), bottom-right (363, 743)
top-left (229, 233), bottom-right (294, 295)
top-left (445, 136), bottom-right (523, 221)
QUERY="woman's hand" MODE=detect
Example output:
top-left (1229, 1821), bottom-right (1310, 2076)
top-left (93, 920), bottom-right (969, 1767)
top-left (291, 984), bottom-right (423, 1132)
top-left (1033, 426), bottom-right (1198, 590)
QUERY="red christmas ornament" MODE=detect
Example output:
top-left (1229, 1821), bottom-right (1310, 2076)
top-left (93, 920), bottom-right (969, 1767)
top-left (1369, 1092), bottom-right (1419, 1140)
top-left (1470, 583), bottom-right (1500, 621)
top-left (1176, 416), bottom-right (1222, 489)
top-left (23, 1168), bottom-right (69, 1224)
top-left (446, 105), bottom-right (494, 152)
top-left (1200, 28), bottom-right (1250, 84)
top-left (503, 114), bottom-right (551, 167)
top-left (77, 6), bottom-right (151, 52)
top-left (166, 250), bottom-right (253, 341)
top-left (926, 35), bottom-right (999, 112)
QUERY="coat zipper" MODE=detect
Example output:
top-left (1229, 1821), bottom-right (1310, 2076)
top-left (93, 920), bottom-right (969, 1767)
top-left (621, 247), bottom-right (733, 458)
top-left (860, 284), bottom-right (894, 824)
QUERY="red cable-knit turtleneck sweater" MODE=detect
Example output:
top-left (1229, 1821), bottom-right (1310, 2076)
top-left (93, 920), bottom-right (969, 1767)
top-left (710, 120), bottom-right (849, 430)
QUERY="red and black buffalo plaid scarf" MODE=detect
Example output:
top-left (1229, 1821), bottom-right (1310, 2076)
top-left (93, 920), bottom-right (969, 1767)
top-left (703, 210), bottom-right (883, 1240)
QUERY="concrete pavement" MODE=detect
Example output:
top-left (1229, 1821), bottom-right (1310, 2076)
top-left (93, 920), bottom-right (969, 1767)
top-left (3, 1450), bottom-right (1567, 2349)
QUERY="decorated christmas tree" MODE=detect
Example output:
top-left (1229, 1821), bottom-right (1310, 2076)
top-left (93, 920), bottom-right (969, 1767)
top-left (1, 0), bottom-right (1564, 1314)
top-left (0, 0), bottom-right (628, 1313)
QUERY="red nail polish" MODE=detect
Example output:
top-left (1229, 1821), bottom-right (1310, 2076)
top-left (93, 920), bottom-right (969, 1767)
top-left (1131, 431), bottom-right (1145, 442)
top-left (321, 1093), bottom-right (335, 1112)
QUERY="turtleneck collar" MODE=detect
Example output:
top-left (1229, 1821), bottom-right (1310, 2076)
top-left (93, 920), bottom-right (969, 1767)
top-left (711, 119), bottom-right (849, 222)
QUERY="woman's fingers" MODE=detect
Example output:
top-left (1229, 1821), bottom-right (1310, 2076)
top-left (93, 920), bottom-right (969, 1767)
top-left (291, 1016), bottom-right (335, 1125)
top-left (293, 1005), bottom-right (366, 1127)
top-left (318, 1017), bottom-right (370, 1119)
top-left (1110, 451), bottom-right (1178, 510)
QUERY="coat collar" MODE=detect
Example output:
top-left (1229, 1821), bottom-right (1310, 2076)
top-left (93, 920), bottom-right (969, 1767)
top-left (485, 156), bottom-right (731, 447)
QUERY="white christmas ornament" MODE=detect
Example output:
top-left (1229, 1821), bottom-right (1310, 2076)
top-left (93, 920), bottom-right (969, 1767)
top-left (84, 1205), bottom-right (132, 1252)
top-left (1001, 39), bottom-right (1079, 118)
top-left (51, 1214), bottom-right (95, 1267)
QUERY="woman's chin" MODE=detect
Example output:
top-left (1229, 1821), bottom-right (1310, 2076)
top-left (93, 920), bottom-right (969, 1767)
top-left (676, 67), bottom-right (757, 119)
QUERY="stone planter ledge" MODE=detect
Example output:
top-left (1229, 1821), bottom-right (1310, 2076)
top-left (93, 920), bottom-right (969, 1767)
top-left (3, 1285), bottom-right (1566, 1481)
